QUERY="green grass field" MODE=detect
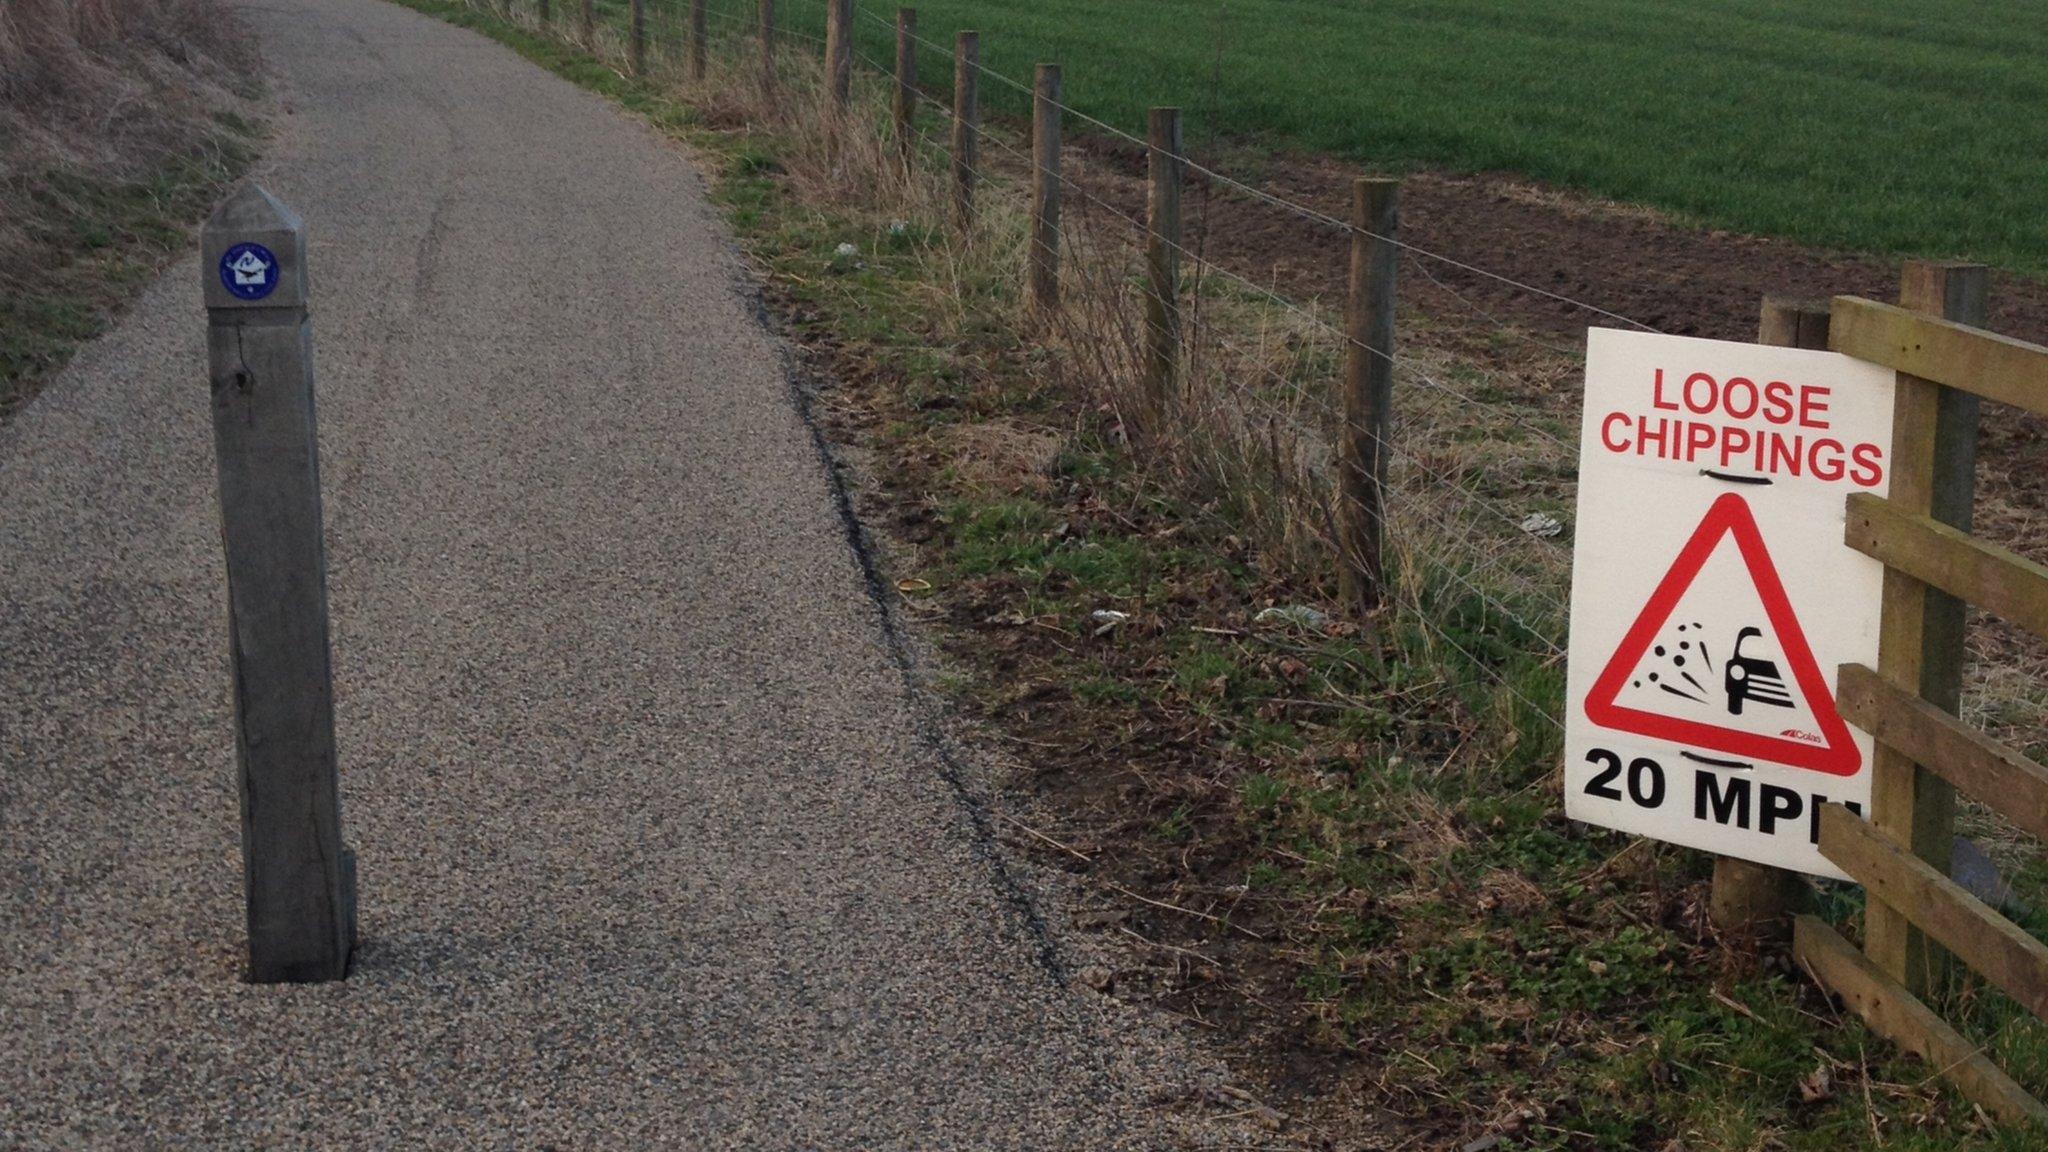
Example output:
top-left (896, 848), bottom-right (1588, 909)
top-left (697, 0), bottom-right (2047, 276)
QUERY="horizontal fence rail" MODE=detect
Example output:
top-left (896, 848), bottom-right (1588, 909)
top-left (1818, 803), bottom-right (2048, 1024)
top-left (1844, 492), bottom-right (2048, 641)
top-left (1836, 664), bottom-right (2048, 844)
top-left (1794, 915), bottom-right (2048, 1126)
top-left (1831, 297), bottom-right (2048, 418)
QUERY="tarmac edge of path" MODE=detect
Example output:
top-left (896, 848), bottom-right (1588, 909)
top-left (749, 282), bottom-right (1072, 986)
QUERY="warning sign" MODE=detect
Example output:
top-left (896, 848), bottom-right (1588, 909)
top-left (1585, 493), bottom-right (1862, 777)
top-left (1565, 329), bottom-right (1896, 878)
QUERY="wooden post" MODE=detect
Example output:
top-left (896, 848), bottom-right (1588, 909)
top-left (1756, 294), bottom-right (1834, 352)
top-left (1864, 260), bottom-right (1988, 995)
top-left (893, 8), bottom-right (917, 153)
top-left (629, 0), bottom-right (645, 75)
top-left (689, 0), bottom-right (707, 81)
top-left (1708, 297), bottom-right (1831, 941)
top-left (1028, 64), bottom-right (1062, 313)
top-left (824, 0), bottom-right (852, 112)
top-left (1143, 106), bottom-right (1183, 414)
top-left (580, 0), bottom-right (593, 45)
top-left (758, 0), bottom-right (774, 95)
top-left (951, 31), bottom-right (979, 227)
top-left (1337, 177), bottom-right (1398, 611)
top-left (537, 0), bottom-right (549, 25)
top-left (200, 184), bottom-right (355, 984)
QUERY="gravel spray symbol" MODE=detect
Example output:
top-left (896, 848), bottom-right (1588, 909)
top-left (1628, 622), bottom-right (1794, 717)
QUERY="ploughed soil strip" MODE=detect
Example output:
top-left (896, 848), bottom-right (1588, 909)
top-left (1065, 138), bottom-right (2047, 534)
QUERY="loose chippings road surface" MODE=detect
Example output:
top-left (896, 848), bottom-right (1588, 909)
top-left (0, 0), bottom-right (1283, 1146)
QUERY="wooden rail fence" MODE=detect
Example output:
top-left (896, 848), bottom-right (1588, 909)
top-left (1794, 263), bottom-right (2048, 1125)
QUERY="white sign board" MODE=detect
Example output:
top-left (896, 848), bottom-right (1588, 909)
top-left (1565, 328), bottom-right (1896, 877)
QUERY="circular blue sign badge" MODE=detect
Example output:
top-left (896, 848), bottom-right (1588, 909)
top-left (219, 242), bottom-right (280, 301)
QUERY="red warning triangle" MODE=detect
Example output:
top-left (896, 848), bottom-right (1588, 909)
top-left (1585, 492), bottom-right (1861, 777)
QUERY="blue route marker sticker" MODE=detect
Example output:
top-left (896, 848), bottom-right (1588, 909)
top-left (219, 242), bottom-right (280, 301)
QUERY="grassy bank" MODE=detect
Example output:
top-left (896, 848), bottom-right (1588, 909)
top-left (0, 0), bottom-right (264, 421)
top-left (401, 2), bottom-right (2047, 1147)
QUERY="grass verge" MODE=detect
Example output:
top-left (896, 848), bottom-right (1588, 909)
top-left (0, 0), bottom-right (265, 422)
top-left (393, 3), bottom-right (2048, 1147)
top-left (1, 118), bottom-right (262, 419)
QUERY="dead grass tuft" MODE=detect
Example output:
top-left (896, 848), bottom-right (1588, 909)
top-left (943, 421), bottom-right (1063, 496)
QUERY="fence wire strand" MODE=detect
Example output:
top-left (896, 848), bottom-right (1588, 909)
top-left (857, 3), bottom-right (1653, 335)
top-left (897, 69), bottom-right (1572, 599)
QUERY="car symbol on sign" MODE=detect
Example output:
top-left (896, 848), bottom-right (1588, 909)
top-left (1725, 626), bottom-right (1794, 715)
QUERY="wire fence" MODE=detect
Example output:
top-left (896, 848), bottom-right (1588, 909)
top-left (481, 0), bottom-right (1617, 740)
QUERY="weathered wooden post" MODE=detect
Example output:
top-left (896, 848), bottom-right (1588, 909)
top-left (758, 0), bottom-right (775, 95)
top-left (1709, 297), bottom-right (1831, 941)
top-left (1028, 63), bottom-right (1062, 313)
top-left (1337, 177), bottom-right (1398, 612)
top-left (629, 0), bottom-right (646, 75)
top-left (893, 8), bottom-right (917, 154)
top-left (689, 0), bottom-right (707, 81)
top-left (1143, 106), bottom-right (1183, 415)
top-left (824, 0), bottom-right (852, 112)
top-left (1863, 259), bottom-right (1989, 995)
top-left (580, 0), bottom-right (594, 46)
top-left (951, 31), bottom-right (980, 227)
top-left (1032, 61), bottom-right (1064, 313)
top-left (201, 184), bottom-right (356, 985)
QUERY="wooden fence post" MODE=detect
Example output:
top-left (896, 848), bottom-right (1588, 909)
top-left (1143, 106), bottom-right (1183, 414)
top-left (1864, 260), bottom-right (1989, 995)
top-left (951, 31), bottom-right (979, 227)
top-left (1709, 297), bottom-right (1831, 940)
top-left (825, 0), bottom-right (852, 112)
top-left (758, 0), bottom-right (775, 95)
top-left (580, 0), bottom-right (593, 45)
top-left (689, 0), bottom-right (707, 81)
top-left (1337, 177), bottom-right (1398, 613)
top-left (1029, 63), bottom-right (1062, 313)
top-left (201, 184), bottom-right (356, 984)
top-left (629, 0), bottom-right (645, 75)
top-left (893, 8), bottom-right (917, 153)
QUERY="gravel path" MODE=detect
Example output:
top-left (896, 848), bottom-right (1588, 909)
top-left (0, 1), bottom-right (1268, 1145)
